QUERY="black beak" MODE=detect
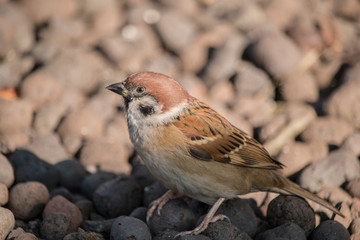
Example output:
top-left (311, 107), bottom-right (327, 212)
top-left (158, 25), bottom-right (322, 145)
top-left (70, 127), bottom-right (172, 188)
top-left (106, 82), bottom-right (130, 98)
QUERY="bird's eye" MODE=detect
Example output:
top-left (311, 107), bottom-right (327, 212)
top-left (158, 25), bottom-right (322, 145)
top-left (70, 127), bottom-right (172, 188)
top-left (136, 86), bottom-right (145, 94)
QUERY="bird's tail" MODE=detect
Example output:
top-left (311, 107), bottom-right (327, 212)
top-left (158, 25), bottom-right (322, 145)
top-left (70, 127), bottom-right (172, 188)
top-left (270, 177), bottom-right (343, 217)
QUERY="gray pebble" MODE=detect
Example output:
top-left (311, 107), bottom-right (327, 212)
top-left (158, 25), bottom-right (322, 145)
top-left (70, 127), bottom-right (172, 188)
top-left (9, 149), bottom-right (60, 190)
top-left (256, 223), bottom-right (306, 240)
top-left (0, 153), bottom-right (14, 187)
top-left (203, 220), bottom-right (252, 240)
top-left (8, 181), bottom-right (50, 221)
top-left (267, 195), bottom-right (315, 236)
top-left (143, 181), bottom-right (168, 207)
top-left (148, 199), bottom-right (196, 236)
top-left (81, 171), bottom-right (116, 200)
top-left (0, 207), bottom-right (15, 240)
top-left (216, 198), bottom-right (257, 237)
top-left (110, 216), bottom-right (151, 240)
top-left (55, 159), bottom-right (87, 191)
top-left (309, 220), bottom-right (350, 240)
top-left (299, 149), bottom-right (360, 192)
top-left (0, 183), bottom-right (8, 206)
top-left (82, 219), bottom-right (115, 237)
top-left (93, 177), bottom-right (142, 218)
top-left (40, 212), bottom-right (71, 240)
top-left (129, 206), bottom-right (147, 222)
top-left (75, 199), bottom-right (93, 221)
top-left (50, 187), bottom-right (73, 201)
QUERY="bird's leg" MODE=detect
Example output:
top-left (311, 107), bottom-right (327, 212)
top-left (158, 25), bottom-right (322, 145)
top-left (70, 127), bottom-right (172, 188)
top-left (175, 197), bottom-right (229, 237)
top-left (146, 190), bottom-right (184, 222)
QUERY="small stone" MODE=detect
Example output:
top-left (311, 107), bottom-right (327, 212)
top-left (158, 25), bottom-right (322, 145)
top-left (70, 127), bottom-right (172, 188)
top-left (278, 141), bottom-right (327, 176)
top-left (57, 106), bottom-right (104, 141)
top-left (41, 212), bottom-right (71, 240)
top-left (256, 223), bottom-right (306, 240)
top-left (7, 227), bottom-right (25, 239)
top-left (20, 70), bottom-right (62, 108)
top-left (155, 10), bottom-right (197, 53)
top-left (75, 199), bottom-right (93, 221)
top-left (55, 159), bottom-right (87, 191)
top-left (351, 198), bottom-right (360, 219)
top-left (234, 61), bottom-right (274, 99)
top-left (0, 207), bottom-right (15, 240)
top-left (203, 34), bottom-right (246, 86)
top-left (79, 137), bottom-right (131, 174)
top-left (143, 182), bottom-right (168, 207)
top-left (50, 187), bottom-right (73, 201)
top-left (342, 133), bottom-right (360, 156)
top-left (245, 31), bottom-right (301, 78)
top-left (129, 207), bottom-right (147, 222)
top-left (8, 181), bottom-right (49, 221)
top-left (309, 220), bottom-right (350, 240)
top-left (203, 220), bottom-right (252, 240)
top-left (324, 79), bottom-right (360, 129)
top-left (130, 161), bottom-right (156, 188)
top-left (148, 199), bottom-right (196, 236)
top-left (216, 198), bottom-right (257, 237)
top-left (0, 183), bottom-right (8, 206)
top-left (110, 216), bottom-right (151, 240)
top-left (63, 228), bottom-right (104, 240)
top-left (82, 219), bottom-right (114, 237)
top-left (350, 218), bottom-right (360, 235)
top-left (43, 195), bottom-right (83, 232)
top-left (0, 99), bottom-right (33, 134)
top-left (22, 134), bottom-right (69, 165)
top-left (12, 232), bottom-right (38, 240)
top-left (0, 153), bottom-right (14, 187)
top-left (33, 103), bottom-right (66, 134)
top-left (346, 177), bottom-right (360, 198)
top-left (267, 195), bottom-right (315, 236)
top-left (301, 117), bottom-right (354, 146)
top-left (299, 149), bottom-right (360, 192)
top-left (9, 149), bottom-right (60, 190)
top-left (80, 171), bottom-right (116, 200)
top-left (93, 177), bottom-right (142, 218)
top-left (281, 72), bottom-right (319, 102)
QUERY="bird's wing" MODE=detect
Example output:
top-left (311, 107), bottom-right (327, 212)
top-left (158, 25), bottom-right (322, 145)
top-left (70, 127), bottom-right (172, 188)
top-left (173, 100), bottom-right (283, 170)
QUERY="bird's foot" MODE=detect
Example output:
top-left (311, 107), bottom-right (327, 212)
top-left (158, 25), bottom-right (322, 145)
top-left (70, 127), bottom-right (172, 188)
top-left (175, 197), bottom-right (228, 238)
top-left (146, 190), bottom-right (183, 222)
top-left (175, 214), bottom-right (230, 237)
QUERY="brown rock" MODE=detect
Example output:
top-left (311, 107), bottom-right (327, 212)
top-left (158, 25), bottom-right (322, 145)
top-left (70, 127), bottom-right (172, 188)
top-left (22, 134), bottom-right (69, 165)
top-left (245, 31), bottom-right (301, 78)
top-left (281, 72), bottom-right (319, 102)
top-left (57, 106), bottom-right (104, 153)
top-left (0, 183), bottom-right (8, 206)
top-left (43, 195), bottom-right (83, 232)
top-left (0, 207), bottom-right (15, 240)
top-left (0, 153), bottom-right (14, 187)
top-left (334, 202), bottom-right (352, 229)
top-left (325, 79), bottom-right (360, 129)
top-left (346, 177), bottom-right (360, 198)
top-left (155, 10), bottom-right (197, 53)
top-left (350, 218), bottom-right (360, 235)
top-left (33, 103), bottom-right (66, 134)
top-left (334, 0), bottom-right (360, 21)
top-left (299, 150), bottom-right (360, 192)
top-left (0, 99), bottom-right (33, 134)
top-left (20, 71), bottom-right (62, 108)
top-left (234, 61), bottom-right (274, 99)
top-left (14, 232), bottom-right (38, 240)
top-left (9, 181), bottom-right (50, 221)
top-left (278, 141), bottom-right (327, 176)
top-left (301, 117), bottom-right (354, 146)
top-left (0, 131), bottom-right (30, 153)
top-left (342, 133), bottom-right (360, 156)
top-left (351, 198), bottom-right (360, 219)
top-left (80, 136), bottom-right (131, 174)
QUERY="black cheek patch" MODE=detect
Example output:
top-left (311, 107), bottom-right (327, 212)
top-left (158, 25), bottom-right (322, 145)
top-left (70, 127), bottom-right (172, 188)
top-left (139, 104), bottom-right (155, 116)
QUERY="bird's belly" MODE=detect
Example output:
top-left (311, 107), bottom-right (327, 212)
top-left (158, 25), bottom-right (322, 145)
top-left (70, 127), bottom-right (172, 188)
top-left (140, 151), bottom-right (250, 204)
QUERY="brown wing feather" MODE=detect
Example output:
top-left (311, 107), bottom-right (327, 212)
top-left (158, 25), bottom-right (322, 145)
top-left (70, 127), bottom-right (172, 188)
top-left (173, 99), bottom-right (283, 170)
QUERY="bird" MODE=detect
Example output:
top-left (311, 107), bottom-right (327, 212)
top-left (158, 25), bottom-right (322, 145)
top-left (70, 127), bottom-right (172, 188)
top-left (106, 72), bottom-right (342, 236)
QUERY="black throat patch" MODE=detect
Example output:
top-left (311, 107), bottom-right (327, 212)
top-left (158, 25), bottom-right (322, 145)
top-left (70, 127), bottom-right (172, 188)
top-left (139, 104), bottom-right (155, 116)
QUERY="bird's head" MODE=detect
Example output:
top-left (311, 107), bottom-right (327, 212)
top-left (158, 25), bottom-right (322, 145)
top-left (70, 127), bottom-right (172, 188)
top-left (106, 72), bottom-right (191, 123)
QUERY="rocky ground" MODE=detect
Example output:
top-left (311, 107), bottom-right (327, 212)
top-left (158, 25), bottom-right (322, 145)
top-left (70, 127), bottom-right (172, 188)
top-left (0, 0), bottom-right (360, 239)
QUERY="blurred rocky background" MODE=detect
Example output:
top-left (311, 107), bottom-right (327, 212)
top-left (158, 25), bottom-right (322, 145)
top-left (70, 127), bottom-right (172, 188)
top-left (0, 0), bottom-right (359, 239)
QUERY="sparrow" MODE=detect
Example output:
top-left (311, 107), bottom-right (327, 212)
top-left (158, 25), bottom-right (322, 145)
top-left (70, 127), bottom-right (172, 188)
top-left (106, 72), bottom-right (342, 236)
